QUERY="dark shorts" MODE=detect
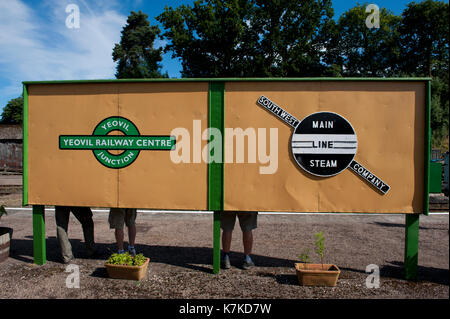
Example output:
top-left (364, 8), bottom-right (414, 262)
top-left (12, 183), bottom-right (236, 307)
top-left (220, 211), bottom-right (258, 232)
top-left (108, 208), bottom-right (137, 229)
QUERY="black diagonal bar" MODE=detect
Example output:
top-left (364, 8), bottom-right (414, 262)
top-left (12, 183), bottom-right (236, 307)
top-left (257, 95), bottom-right (300, 128)
top-left (349, 160), bottom-right (390, 195)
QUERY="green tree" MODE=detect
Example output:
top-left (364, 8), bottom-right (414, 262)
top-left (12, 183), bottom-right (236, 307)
top-left (157, 0), bottom-right (257, 77)
top-left (1, 97), bottom-right (23, 124)
top-left (398, 0), bottom-right (449, 150)
top-left (252, 0), bottom-right (334, 77)
top-left (156, 0), bottom-right (334, 77)
top-left (113, 11), bottom-right (167, 78)
top-left (330, 3), bottom-right (401, 77)
top-left (430, 76), bottom-right (449, 150)
top-left (398, 0), bottom-right (449, 77)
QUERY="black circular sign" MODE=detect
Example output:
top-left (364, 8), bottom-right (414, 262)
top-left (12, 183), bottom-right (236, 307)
top-left (291, 112), bottom-right (357, 177)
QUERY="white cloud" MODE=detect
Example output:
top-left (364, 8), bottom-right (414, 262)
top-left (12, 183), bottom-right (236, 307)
top-left (0, 0), bottom-right (127, 108)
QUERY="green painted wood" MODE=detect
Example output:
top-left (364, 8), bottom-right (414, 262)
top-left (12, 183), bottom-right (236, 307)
top-left (404, 214), bottom-right (420, 281)
top-left (424, 80), bottom-right (432, 215)
top-left (22, 84), bottom-right (28, 206)
top-left (430, 162), bottom-right (443, 193)
top-left (208, 81), bottom-right (225, 211)
top-left (22, 77), bottom-right (432, 85)
top-left (32, 205), bottom-right (46, 265)
top-left (208, 81), bottom-right (225, 274)
top-left (213, 211), bottom-right (221, 274)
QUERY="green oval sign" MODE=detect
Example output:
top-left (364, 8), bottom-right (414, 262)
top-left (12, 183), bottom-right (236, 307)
top-left (59, 116), bottom-right (175, 169)
top-left (92, 117), bottom-right (140, 169)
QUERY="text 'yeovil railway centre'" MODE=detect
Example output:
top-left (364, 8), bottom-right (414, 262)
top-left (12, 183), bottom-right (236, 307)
top-left (59, 136), bottom-right (175, 149)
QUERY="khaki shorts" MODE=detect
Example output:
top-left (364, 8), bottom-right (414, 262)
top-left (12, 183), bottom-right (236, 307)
top-left (108, 208), bottom-right (137, 229)
top-left (220, 211), bottom-right (258, 232)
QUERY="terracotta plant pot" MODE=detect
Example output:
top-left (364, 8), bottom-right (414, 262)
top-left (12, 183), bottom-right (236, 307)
top-left (0, 227), bottom-right (13, 263)
top-left (295, 263), bottom-right (340, 287)
top-left (105, 257), bottom-right (150, 281)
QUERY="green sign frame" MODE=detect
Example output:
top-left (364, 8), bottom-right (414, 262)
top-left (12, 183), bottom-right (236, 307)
top-left (23, 77), bottom-right (431, 279)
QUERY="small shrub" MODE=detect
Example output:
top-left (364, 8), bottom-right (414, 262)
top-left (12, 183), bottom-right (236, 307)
top-left (106, 252), bottom-right (146, 266)
top-left (298, 248), bottom-right (311, 269)
top-left (314, 231), bottom-right (325, 269)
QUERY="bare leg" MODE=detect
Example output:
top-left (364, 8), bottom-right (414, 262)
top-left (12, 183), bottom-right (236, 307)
top-left (242, 230), bottom-right (253, 256)
top-left (222, 230), bottom-right (233, 253)
top-left (115, 228), bottom-right (124, 251)
top-left (128, 225), bottom-right (136, 247)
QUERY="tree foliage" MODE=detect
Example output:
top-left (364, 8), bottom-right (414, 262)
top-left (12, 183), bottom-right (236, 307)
top-left (398, 0), bottom-right (449, 78)
top-left (329, 4), bottom-right (402, 77)
top-left (156, 0), bottom-right (257, 77)
top-left (156, 0), bottom-right (334, 77)
top-left (113, 11), bottom-right (167, 78)
top-left (1, 96), bottom-right (23, 124)
top-left (250, 0), bottom-right (334, 77)
top-left (397, 0), bottom-right (449, 150)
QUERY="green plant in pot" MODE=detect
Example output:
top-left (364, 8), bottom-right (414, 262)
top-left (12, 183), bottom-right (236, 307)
top-left (298, 248), bottom-right (311, 269)
top-left (295, 231), bottom-right (340, 287)
top-left (0, 205), bottom-right (13, 263)
top-left (105, 252), bottom-right (150, 281)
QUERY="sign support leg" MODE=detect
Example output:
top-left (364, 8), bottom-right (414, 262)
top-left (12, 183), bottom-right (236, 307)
top-left (404, 214), bottom-right (419, 281)
top-left (213, 211), bottom-right (221, 274)
top-left (33, 205), bottom-right (46, 265)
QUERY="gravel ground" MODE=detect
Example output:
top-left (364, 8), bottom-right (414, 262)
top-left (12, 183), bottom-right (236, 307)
top-left (0, 204), bottom-right (448, 300)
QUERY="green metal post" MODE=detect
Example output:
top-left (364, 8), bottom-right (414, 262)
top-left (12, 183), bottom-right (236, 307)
top-left (213, 211), bottom-right (221, 274)
top-left (404, 214), bottom-right (420, 281)
top-left (423, 80), bottom-right (431, 215)
top-left (33, 205), bottom-right (46, 265)
top-left (209, 81), bottom-right (225, 274)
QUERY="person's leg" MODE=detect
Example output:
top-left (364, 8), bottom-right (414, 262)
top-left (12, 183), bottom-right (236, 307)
top-left (242, 230), bottom-right (253, 256)
top-left (220, 212), bottom-right (237, 269)
top-left (55, 206), bottom-right (73, 263)
top-left (109, 208), bottom-right (125, 253)
top-left (238, 212), bottom-right (258, 269)
top-left (128, 225), bottom-right (136, 246)
top-left (115, 228), bottom-right (125, 252)
top-left (72, 207), bottom-right (96, 256)
top-left (222, 230), bottom-right (233, 254)
top-left (124, 209), bottom-right (137, 255)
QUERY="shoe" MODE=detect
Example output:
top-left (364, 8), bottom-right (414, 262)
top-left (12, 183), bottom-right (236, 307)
top-left (222, 254), bottom-right (231, 269)
top-left (117, 249), bottom-right (125, 254)
top-left (62, 256), bottom-right (74, 264)
top-left (128, 246), bottom-right (136, 256)
top-left (242, 258), bottom-right (255, 270)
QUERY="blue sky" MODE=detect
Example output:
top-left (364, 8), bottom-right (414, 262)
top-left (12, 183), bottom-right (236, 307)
top-left (0, 0), bottom-right (446, 114)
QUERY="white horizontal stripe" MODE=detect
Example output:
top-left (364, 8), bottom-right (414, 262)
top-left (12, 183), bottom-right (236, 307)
top-left (292, 147), bottom-right (357, 154)
top-left (292, 142), bottom-right (357, 147)
top-left (292, 134), bottom-right (357, 142)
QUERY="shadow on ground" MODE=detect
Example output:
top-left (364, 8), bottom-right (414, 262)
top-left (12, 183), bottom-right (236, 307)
top-left (9, 236), bottom-right (298, 275)
top-left (339, 261), bottom-right (449, 286)
top-left (371, 221), bottom-right (447, 231)
top-left (9, 237), bottom-right (449, 285)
